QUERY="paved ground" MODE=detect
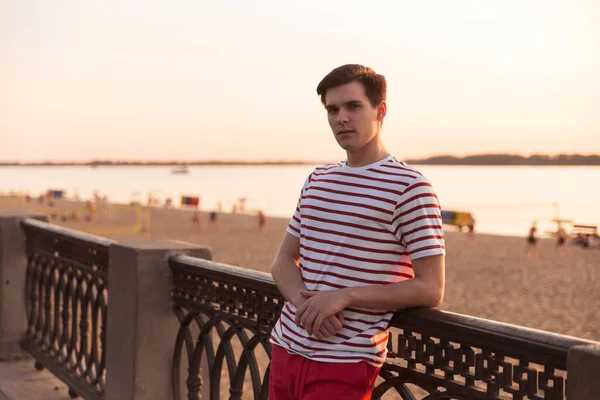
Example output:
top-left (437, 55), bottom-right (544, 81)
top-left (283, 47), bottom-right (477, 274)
top-left (0, 353), bottom-right (71, 400)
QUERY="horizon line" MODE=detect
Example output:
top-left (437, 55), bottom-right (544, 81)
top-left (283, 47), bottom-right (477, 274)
top-left (2, 152), bottom-right (600, 165)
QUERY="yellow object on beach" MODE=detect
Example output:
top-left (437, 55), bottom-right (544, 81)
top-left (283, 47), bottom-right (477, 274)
top-left (441, 210), bottom-right (474, 228)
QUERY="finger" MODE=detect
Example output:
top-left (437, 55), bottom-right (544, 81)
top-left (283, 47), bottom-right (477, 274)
top-left (299, 309), bottom-right (309, 331)
top-left (320, 319), bottom-right (336, 338)
top-left (324, 318), bottom-right (338, 337)
top-left (304, 310), bottom-right (317, 335)
top-left (330, 315), bottom-right (343, 332)
top-left (295, 302), bottom-right (308, 327)
top-left (303, 309), bottom-right (318, 336)
top-left (336, 311), bottom-right (345, 326)
top-left (320, 318), bottom-right (337, 337)
top-left (313, 314), bottom-right (325, 337)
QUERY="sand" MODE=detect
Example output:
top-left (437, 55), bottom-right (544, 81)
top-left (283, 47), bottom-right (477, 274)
top-left (1, 194), bottom-right (599, 342)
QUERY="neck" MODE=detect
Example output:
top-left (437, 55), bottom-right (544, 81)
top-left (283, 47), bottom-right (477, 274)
top-left (346, 135), bottom-right (389, 167)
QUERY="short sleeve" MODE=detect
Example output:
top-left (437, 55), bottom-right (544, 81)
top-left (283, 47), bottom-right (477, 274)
top-left (286, 174), bottom-right (312, 238)
top-left (391, 176), bottom-right (445, 260)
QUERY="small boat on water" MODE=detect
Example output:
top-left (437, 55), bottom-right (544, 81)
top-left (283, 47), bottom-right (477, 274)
top-left (171, 165), bottom-right (189, 174)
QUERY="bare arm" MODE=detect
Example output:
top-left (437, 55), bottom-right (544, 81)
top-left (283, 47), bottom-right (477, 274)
top-left (344, 254), bottom-right (444, 309)
top-left (296, 254), bottom-right (445, 335)
top-left (270, 232), bottom-right (305, 307)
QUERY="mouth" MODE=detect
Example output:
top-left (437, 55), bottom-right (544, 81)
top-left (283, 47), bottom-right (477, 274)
top-left (336, 130), bottom-right (355, 136)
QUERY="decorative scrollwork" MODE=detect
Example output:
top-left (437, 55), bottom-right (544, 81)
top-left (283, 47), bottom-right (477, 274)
top-left (21, 219), bottom-right (112, 400)
top-left (372, 311), bottom-right (579, 399)
top-left (171, 308), bottom-right (273, 400)
top-left (171, 256), bottom-right (284, 333)
top-left (170, 255), bottom-right (283, 400)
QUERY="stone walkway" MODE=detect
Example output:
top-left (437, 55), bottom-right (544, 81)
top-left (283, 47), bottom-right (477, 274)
top-left (0, 352), bottom-right (71, 400)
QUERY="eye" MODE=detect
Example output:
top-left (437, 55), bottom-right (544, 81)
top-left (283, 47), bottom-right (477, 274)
top-left (327, 108), bottom-right (338, 115)
top-left (350, 103), bottom-right (360, 109)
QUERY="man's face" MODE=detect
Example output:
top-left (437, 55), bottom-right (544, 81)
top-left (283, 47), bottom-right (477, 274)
top-left (324, 81), bottom-right (383, 152)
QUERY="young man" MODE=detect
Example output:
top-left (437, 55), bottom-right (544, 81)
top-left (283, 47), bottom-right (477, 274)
top-left (269, 64), bottom-right (446, 399)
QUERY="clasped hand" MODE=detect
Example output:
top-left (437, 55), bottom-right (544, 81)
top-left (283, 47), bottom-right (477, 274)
top-left (295, 289), bottom-right (349, 339)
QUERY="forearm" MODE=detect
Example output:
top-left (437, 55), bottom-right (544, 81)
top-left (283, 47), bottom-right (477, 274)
top-left (271, 254), bottom-right (306, 307)
top-left (344, 277), bottom-right (443, 311)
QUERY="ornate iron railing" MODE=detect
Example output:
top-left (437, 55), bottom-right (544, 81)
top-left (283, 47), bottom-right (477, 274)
top-left (170, 254), bottom-right (597, 400)
top-left (21, 218), bottom-right (114, 400)
top-left (170, 255), bottom-right (282, 400)
top-left (376, 309), bottom-right (595, 399)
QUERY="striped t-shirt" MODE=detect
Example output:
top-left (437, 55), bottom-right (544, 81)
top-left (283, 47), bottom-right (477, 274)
top-left (270, 155), bottom-right (445, 367)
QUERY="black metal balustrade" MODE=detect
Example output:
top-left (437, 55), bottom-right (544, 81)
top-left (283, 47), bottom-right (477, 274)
top-left (170, 254), bottom-right (597, 400)
top-left (375, 309), bottom-right (595, 399)
top-left (170, 254), bottom-right (283, 400)
top-left (20, 218), bottom-right (113, 400)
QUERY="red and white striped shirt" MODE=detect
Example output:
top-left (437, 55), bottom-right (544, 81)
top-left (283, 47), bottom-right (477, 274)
top-left (270, 155), bottom-right (445, 367)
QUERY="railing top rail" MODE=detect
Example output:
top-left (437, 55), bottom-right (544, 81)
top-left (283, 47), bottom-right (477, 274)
top-left (390, 308), bottom-right (596, 367)
top-left (21, 217), bottom-right (116, 248)
top-left (169, 253), bottom-right (280, 295)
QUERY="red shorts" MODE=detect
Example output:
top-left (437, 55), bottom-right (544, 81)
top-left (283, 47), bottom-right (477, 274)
top-left (269, 344), bottom-right (380, 399)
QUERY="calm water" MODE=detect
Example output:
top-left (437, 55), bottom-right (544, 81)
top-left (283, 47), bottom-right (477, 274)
top-left (1, 165), bottom-right (599, 237)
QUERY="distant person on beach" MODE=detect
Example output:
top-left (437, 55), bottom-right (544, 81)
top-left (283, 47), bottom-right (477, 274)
top-left (556, 225), bottom-right (568, 254)
top-left (467, 214), bottom-right (476, 239)
top-left (269, 64), bottom-right (445, 399)
top-left (192, 210), bottom-right (202, 228)
top-left (238, 197), bottom-right (247, 213)
top-left (257, 209), bottom-right (266, 233)
top-left (86, 200), bottom-right (96, 222)
top-left (525, 221), bottom-right (538, 256)
top-left (209, 210), bottom-right (218, 227)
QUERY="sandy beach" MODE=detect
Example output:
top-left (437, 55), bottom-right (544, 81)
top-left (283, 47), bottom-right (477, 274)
top-left (2, 194), bottom-right (599, 342)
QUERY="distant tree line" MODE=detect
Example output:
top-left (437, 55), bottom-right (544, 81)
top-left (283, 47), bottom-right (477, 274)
top-left (406, 154), bottom-right (600, 166)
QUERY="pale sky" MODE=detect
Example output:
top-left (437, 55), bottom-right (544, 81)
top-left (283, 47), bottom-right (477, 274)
top-left (1, 0), bottom-right (599, 162)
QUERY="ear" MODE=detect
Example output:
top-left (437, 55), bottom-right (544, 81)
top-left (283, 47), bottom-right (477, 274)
top-left (376, 101), bottom-right (387, 121)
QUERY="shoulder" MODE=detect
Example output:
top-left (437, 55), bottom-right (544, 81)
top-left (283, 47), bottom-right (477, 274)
top-left (312, 161), bottom-right (344, 173)
top-left (296, 161), bottom-right (344, 191)
top-left (308, 161), bottom-right (344, 181)
top-left (370, 157), bottom-right (429, 187)
top-left (383, 158), bottom-right (426, 179)
top-left (380, 158), bottom-right (439, 199)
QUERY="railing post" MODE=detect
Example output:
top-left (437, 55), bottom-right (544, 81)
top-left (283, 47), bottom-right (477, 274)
top-left (105, 240), bottom-right (212, 400)
top-left (0, 212), bottom-right (48, 359)
top-left (567, 343), bottom-right (600, 399)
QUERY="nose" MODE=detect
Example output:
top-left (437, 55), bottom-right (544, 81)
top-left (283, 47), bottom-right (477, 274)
top-left (336, 108), bottom-right (350, 124)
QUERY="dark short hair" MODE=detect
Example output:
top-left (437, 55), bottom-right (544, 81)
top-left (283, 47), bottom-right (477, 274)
top-left (316, 64), bottom-right (387, 108)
